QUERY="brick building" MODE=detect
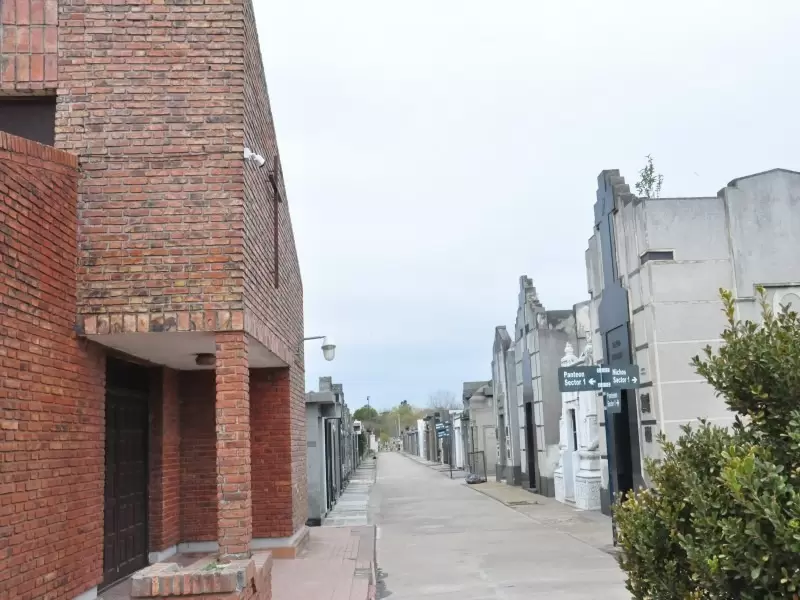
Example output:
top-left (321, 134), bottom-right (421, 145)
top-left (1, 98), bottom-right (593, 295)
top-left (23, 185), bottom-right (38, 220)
top-left (1, 1), bottom-right (306, 599)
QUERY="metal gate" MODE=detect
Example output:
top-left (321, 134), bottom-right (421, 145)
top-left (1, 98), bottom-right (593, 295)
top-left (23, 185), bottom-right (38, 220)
top-left (467, 451), bottom-right (487, 480)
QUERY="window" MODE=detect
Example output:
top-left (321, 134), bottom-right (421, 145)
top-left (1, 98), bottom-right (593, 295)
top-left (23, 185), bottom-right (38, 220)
top-left (0, 96), bottom-right (56, 146)
top-left (569, 409), bottom-right (578, 451)
top-left (640, 250), bottom-right (674, 265)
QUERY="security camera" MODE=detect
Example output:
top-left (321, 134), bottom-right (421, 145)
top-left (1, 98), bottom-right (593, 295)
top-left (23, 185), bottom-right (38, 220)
top-left (243, 148), bottom-right (267, 168)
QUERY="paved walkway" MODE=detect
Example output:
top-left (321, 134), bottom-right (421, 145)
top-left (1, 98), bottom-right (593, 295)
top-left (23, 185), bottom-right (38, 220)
top-left (324, 458), bottom-right (377, 527)
top-left (272, 526), bottom-right (376, 600)
top-left (373, 452), bottom-right (627, 599)
top-left (273, 459), bottom-right (379, 600)
top-left (402, 451), bottom-right (469, 480)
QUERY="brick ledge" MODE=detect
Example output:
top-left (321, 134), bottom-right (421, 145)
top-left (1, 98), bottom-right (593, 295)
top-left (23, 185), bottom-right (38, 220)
top-left (76, 309), bottom-right (294, 366)
top-left (131, 552), bottom-right (272, 599)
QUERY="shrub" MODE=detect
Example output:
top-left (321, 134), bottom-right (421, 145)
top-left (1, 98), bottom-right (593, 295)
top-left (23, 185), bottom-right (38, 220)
top-left (614, 289), bottom-right (800, 599)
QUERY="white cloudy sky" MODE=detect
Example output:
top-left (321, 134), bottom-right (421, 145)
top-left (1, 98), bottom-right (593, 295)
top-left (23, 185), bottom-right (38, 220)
top-left (255, 1), bottom-right (800, 411)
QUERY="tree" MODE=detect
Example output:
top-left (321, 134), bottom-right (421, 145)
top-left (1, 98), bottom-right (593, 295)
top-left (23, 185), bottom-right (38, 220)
top-left (634, 154), bottom-right (664, 199)
top-left (614, 288), bottom-right (800, 600)
top-left (428, 390), bottom-right (461, 411)
top-left (353, 405), bottom-right (378, 422)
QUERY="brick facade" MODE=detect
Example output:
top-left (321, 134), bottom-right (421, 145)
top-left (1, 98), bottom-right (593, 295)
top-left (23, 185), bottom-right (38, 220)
top-left (179, 372), bottom-right (217, 543)
top-left (149, 368), bottom-right (181, 553)
top-left (242, 0), bottom-right (307, 534)
top-left (1, 0), bottom-right (307, 595)
top-left (0, 0), bottom-right (59, 90)
top-left (215, 333), bottom-right (252, 560)
top-left (56, 0), bottom-right (247, 331)
top-left (251, 369), bottom-right (293, 538)
top-left (0, 133), bottom-right (106, 600)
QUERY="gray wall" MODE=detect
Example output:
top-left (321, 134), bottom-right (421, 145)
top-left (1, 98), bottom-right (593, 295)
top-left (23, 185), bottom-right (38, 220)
top-left (306, 404), bottom-right (326, 524)
top-left (586, 168), bottom-right (800, 495)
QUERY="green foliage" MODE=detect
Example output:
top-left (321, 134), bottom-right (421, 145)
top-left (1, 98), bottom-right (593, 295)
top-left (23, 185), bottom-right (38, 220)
top-left (358, 431), bottom-right (369, 457)
top-left (635, 154), bottom-right (664, 199)
top-left (353, 405), bottom-right (379, 422)
top-left (615, 288), bottom-right (800, 599)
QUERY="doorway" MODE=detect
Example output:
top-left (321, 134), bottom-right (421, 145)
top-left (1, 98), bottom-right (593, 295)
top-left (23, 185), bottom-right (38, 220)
top-left (497, 414), bottom-right (506, 480)
top-left (613, 390), bottom-right (636, 497)
top-left (103, 359), bottom-right (149, 589)
top-left (324, 420), bottom-right (335, 510)
top-left (524, 403), bottom-right (537, 490)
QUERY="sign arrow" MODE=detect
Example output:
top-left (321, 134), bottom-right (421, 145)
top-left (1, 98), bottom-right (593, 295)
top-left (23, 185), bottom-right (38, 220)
top-left (558, 364), bottom-right (641, 392)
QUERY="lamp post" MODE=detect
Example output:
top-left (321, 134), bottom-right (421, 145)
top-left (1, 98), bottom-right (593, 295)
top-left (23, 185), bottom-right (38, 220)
top-left (303, 336), bottom-right (336, 361)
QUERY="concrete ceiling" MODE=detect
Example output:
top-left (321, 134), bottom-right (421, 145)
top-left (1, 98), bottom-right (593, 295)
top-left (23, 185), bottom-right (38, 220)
top-left (87, 332), bottom-right (288, 370)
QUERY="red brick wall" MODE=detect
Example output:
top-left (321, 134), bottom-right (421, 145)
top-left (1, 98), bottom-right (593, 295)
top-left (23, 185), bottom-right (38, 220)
top-left (149, 368), bottom-right (181, 552)
top-left (0, 132), bottom-right (106, 600)
top-left (215, 333), bottom-right (252, 559)
top-left (179, 371), bottom-right (217, 542)
top-left (289, 363), bottom-right (307, 531)
top-left (242, 0), bottom-right (307, 533)
top-left (55, 0), bottom-right (247, 332)
top-left (0, 0), bottom-right (58, 90)
top-left (250, 369), bottom-right (292, 538)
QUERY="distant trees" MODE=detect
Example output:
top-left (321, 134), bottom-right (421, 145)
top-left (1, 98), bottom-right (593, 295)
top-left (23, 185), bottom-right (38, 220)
top-left (353, 405), bottom-right (379, 421)
top-left (352, 399), bottom-right (426, 438)
top-left (427, 390), bottom-right (461, 412)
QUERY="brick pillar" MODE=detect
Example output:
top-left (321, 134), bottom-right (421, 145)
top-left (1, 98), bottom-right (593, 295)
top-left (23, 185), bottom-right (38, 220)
top-left (215, 332), bottom-right (252, 561)
top-left (149, 368), bottom-right (181, 554)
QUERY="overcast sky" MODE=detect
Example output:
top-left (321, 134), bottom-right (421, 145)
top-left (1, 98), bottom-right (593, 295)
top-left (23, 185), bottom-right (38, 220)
top-left (255, 1), bottom-right (800, 411)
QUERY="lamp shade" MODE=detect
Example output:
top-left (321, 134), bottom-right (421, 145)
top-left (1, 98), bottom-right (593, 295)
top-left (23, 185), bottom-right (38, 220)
top-left (321, 337), bottom-right (336, 361)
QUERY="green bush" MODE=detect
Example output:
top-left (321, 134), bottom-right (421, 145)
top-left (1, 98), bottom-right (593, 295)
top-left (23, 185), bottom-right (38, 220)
top-left (614, 289), bottom-right (800, 600)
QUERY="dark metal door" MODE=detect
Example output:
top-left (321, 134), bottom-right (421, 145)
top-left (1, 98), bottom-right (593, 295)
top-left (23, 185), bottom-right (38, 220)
top-left (324, 421), bottom-right (334, 510)
top-left (103, 387), bottom-right (148, 588)
top-left (525, 403), bottom-right (537, 489)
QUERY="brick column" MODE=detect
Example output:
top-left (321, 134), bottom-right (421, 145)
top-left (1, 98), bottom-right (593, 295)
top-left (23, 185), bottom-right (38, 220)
top-left (149, 368), bottom-right (181, 555)
top-left (215, 332), bottom-right (252, 561)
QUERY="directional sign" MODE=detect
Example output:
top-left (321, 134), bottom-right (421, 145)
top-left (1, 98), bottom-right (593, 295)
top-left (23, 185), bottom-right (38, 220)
top-left (605, 365), bottom-right (640, 389)
top-left (558, 366), bottom-right (603, 392)
top-left (436, 431), bottom-right (449, 438)
top-left (604, 391), bottom-right (621, 414)
top-left (557, 364), bottom-right (641, 393)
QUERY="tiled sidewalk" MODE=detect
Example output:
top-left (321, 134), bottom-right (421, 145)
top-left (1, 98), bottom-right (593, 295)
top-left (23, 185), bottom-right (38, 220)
top-left (272, 459), bottom-right (378, 600)
top-left (272, 524), bottom-right (376, 600)
top-left (323, 459), bottom-right (376, 527)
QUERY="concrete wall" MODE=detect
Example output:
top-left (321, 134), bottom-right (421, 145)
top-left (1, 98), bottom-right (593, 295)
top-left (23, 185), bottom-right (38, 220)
top-left (524, 310), bottom-right (578, 497)
top-left (492, 327), bottom-right (521, 484)
top-left (724, 170), bottom-right (800, 301)
top-left (586, 167), bottom-right (800, 500)
top-left (305, 405), bottom-right (325, 524)
top-left (417, 419), bottom-right (427, 458)
top-left (466, 387), bottom-right (496, 478)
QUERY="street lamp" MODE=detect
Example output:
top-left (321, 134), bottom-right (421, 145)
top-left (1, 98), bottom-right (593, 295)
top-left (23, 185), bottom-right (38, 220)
top-left (303, 336), bottom-right (336, 361)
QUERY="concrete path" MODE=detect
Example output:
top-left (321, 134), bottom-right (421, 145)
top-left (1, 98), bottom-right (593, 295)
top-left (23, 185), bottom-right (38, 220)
top-left (372, 452), bottom-right (628, 599)
top-left (324, 458), bottom-right (377, 527)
